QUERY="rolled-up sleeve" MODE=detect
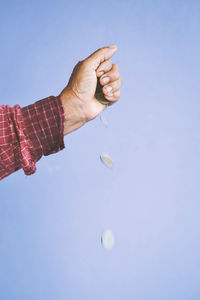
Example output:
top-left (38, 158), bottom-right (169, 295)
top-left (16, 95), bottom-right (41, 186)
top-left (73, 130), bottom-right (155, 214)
top-left (0, 96), bottom-right (65, 180)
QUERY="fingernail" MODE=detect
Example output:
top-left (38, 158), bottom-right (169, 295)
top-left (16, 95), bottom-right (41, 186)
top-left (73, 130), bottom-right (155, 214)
top-left (108, 92), bottom-right (113, 96)
top-left (102, 77), bottom-right (110, 84)
top-left (106, 86), bottom-right (112, 92)
top-left (98, 71), bottom-right (104, 76)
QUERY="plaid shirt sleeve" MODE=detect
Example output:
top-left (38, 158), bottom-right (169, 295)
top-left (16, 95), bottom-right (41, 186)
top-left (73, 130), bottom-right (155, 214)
top-left (0, 95), bottom-right (65, 180)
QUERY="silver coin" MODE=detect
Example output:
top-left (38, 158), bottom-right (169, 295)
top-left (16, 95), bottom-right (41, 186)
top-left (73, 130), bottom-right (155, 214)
top-left (101, 229), bottom-right (115, 250)
top-left (100, 114), bottom-right (108, 127)
top-left (100, 153), bottom-right (114, 168)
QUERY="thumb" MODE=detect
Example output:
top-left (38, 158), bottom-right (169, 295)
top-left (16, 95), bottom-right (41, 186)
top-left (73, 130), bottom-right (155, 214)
top-left (86, 45), bottom-right (117, 70)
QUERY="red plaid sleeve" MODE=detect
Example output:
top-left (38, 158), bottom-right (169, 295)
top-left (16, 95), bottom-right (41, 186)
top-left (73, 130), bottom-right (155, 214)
top-left (0, 96), bottom-right (65, 180)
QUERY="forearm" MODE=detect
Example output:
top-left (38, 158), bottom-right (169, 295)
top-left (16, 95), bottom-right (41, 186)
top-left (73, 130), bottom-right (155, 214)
top-left (0, 96), bottom-right (65, 180)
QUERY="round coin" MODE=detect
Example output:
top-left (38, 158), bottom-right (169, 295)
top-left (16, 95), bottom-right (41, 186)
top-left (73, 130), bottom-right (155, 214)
top-left (101, 229), bottom-right (115, 250)
top-left (100, 153), bottom-right (114, 168)
top-left (100, 114), bottom-right (108, 127)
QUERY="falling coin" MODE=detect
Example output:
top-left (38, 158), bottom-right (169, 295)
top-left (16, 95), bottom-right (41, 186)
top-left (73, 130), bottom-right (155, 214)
top-left (100, 114), bottom-right (108, 127)
top-left (101, 229), bottom-right (115, 250)
top-left (100, 153), bottom-right (114, 168)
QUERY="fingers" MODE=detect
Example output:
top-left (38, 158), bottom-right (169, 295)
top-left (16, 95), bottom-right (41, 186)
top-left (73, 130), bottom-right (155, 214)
top-left (100, 64), bottom-right (120, 85)
top-left (102, 78), bottom-right (121, 95)
top-left (99, 64), bottom-right (122, 103)
top-left (104, 90), bottom-right (121, 104)
top-left (86, 45), bottom-right (117, 70)
top-left (96, 59), bottom-right (112, 77)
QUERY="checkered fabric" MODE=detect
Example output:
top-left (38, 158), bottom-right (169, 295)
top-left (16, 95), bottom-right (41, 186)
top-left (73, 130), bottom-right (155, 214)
top-left (0, 96), bottom-right (65, 180)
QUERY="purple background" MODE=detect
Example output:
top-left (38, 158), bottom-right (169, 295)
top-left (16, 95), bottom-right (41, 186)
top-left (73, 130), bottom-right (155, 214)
top-left (1, 1), bottom-right (200, 299)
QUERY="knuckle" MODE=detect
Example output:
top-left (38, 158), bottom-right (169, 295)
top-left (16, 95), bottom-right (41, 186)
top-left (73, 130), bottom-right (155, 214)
top-left (78, 60), bottom-right (85, 67)
top-left (104, 61), bottom-right (111, 70)
top-left (79, 60), bottom-right (86, 68)
top-left (117, 78), bottom-right (121, 85)
top-left (107, 60), bottom-right (112, 68)
top-left (112, 81), bottom-right (116, 89)
top-left (113, 64), bottom-right (120, 73)
top-left (112, 63), bottom-right (118, 69)
top-left (115, 80), bottom-right (120, 89)
top-left (112, 69), bottom-right (120, 78)
top-left (116, 69), bottom-right (121, 77)
top-left (110, 70), bottom-right (119, 80)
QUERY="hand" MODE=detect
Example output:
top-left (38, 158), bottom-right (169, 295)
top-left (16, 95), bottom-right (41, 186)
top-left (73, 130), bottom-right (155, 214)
top-left (59, 45), bottom-right (122, 135)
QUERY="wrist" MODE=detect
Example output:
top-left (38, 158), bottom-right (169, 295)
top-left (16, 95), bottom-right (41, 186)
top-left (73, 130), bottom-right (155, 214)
top-left (59, 88), bottom-right (87, 135)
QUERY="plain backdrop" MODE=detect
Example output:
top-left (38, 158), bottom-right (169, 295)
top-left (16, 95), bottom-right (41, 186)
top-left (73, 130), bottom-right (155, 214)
top-left (1, 0), bottom-right (200, 299)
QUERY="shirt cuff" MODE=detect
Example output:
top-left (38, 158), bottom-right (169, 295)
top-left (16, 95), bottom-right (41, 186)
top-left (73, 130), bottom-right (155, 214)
top-left (21, 95), bottom-right (65, 169)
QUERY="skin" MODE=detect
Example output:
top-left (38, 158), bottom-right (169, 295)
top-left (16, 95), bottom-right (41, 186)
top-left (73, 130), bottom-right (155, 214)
top-left (59, 45), bottom-right (122, 135)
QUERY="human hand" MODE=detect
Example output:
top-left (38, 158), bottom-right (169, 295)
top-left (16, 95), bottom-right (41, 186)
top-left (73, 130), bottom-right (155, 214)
top-left (59, 45), bottom-right (122, 135)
